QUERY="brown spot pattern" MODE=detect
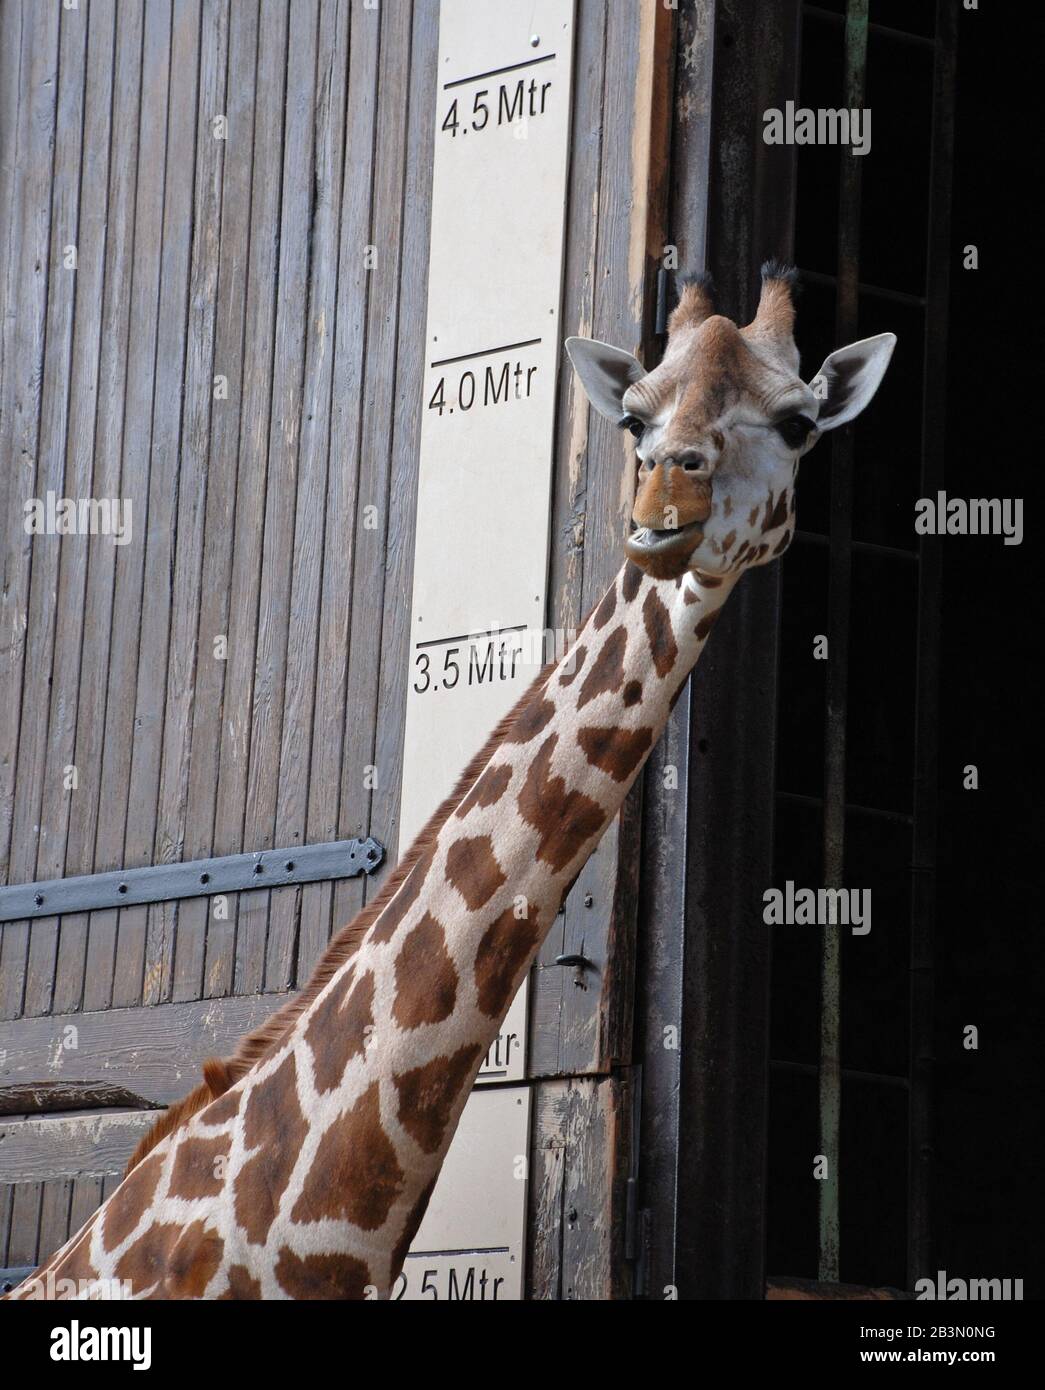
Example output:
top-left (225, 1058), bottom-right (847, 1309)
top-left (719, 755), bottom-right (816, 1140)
top-left (114, 1222), bottom-right (181, 1295)
top-left (393, 1044), bottom-right (483, 1155)
top-left (234, 1053), bottom-right (309, 1244)
top-left (52, 1218), bottom-right (101, 1286)
top-left (371, 840), bottom-right (436, 944)
top-left (164, 1221), bottom-right (225, 1298)
top-left (623, 679), bottom-right (643, 706)
top-left (504, 696), bottom-right (555, 744)
top-left (695, 608), bottom-right (722, 641)
top-left (621, 561), bottom-right (643, 602)
top-left (474, 905), bottom-right (541, 1018)
top-left (559, 645), bottom-right (586, 686)
top-left (168, 1133), bottom-right (232, 1201)
top-left (578, 725), bottom-right (653, 783)
top-left (445, 834), bottom-right (506, 910)
top-left (275, 1247), bottom-right (371, 1300)
top-left (764, 489), bottom-right (790, 532)
top-left (307, 969), bottom-right (375, 1094)
top-left (456, 762), bottom-right (512, 819)
top-left (202, 1088), bottom-right (241, 1126)
top-left (103, 1151), bottom-right (164, 1253)
top-left (291, 1082), bottom-right (404, 1231)
top-left (576, 627), bottom-right (627, 709)
top-left (220, 1264), bottom-right (263, 1300)
top-left (390, 1179), bottom-right (438, 1281)
top-left (642, 587), bottom-right (678, 678)
top-left (393, 913), bottom-right (458, 1029)
top-left (517, 734), bottom-right (606, 873)
top-left (592, 583), bottom-right (617, 630)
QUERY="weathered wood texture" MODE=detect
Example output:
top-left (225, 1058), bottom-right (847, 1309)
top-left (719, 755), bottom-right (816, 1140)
top-left (0, 0), bottom-right (434, 1019)
top-left (0, 1081), bottom-right (161, 1117)
top-left (0, 0), bottom-right (667, 1292)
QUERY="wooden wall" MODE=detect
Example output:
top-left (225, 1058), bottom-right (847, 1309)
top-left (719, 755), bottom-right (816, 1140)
top-left (0, 0), bottom-right (672, 1296)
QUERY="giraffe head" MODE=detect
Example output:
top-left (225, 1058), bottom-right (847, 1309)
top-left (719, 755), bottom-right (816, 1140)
top-left (566, 263), bottom-right (895, 581)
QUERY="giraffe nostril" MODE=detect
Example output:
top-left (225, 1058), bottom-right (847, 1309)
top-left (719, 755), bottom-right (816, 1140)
top-left (680, 452), bottom-right (707, 473)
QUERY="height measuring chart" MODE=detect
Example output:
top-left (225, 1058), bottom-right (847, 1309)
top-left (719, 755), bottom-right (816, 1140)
top-left (400, 0), bottom-right (575, 1085)
top-left (398, 0), bottom-right (575, 1298)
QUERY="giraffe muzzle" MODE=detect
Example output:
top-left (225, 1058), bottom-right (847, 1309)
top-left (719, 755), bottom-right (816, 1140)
top-left (625, 520), bottom-right (703, 566)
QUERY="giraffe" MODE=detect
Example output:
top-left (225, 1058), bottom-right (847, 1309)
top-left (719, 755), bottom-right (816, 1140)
top-left (6, 264), bottom-right (894, 1300)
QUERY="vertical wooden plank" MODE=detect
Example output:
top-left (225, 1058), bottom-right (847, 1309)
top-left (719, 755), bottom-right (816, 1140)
top-left (527, 1076), bottom-right (631, 1299)
top-left (364, 0), bottom-right (437, 905)
top-left (77, 0), bottom-right (147, 1012)
top-left (0, 3), bottom-right (56, 1022)
top-left (533, 0), bottom-right (673, 1077)
top-left (41, 0), bottom-right (120, 1018)
top-left (12, 2), bottom-right (89, 1022)
top-left (121, 0), bottom-right (201, 1007)
top-left (0, 0), bottom-right (25, 529)
top-left (68, 1175), bottom-right (104, 1244)
top-left (0, 1), bottom-right (57, 1021)
top-left (532, 0), bottom-right (608, 1073)
top-left (332, 0), bottom-right (413, 936)
top-left (186, 0), bottom-right (260, 1002)
top-left (36, 1177), bottom-right (74, 1267)
top-left (237, 0), bottom-right (316, 994)
top-left (98, 0), bottom-right (172, 1009)
top-left (296, 0), bottom-right (383, 977)
top-left (0, 1183), bottom-right (13, 1266)
top-left (208, 0), bottom-right (288, 998)
top-left (5, 1182), bottom-right (42, 1269)
top-left (264, 0), bottom-right (349, 991)
top-left (162, 0), bottom-right (230, 1003)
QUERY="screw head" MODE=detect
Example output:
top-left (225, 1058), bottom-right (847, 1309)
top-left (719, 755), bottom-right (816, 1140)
top-left (530, 34), bottom-right (540, 47)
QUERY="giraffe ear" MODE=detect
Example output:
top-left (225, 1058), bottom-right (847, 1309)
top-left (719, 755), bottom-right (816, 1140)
top-left (565, 337), bottom-right (647, 422)
top-left (808, 332), bottom-right (896, 431)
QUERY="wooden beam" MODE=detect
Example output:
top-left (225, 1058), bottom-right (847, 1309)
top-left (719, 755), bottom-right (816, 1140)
top-left (0, 1109), bottom-right (154, 1182)
top-left (0, 992), bottom-right (290, 1105)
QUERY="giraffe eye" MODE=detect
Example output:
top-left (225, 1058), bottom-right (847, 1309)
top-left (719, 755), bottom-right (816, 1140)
top-left (775, 414), bottom-right (815, 448)
top-left (619, 414), bottom-right (646, 439)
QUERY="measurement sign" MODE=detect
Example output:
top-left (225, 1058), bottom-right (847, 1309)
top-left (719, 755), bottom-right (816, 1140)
top-left (399, 0), bottom-right (575, 1067)
top-left (395, 1087), bottom-right (530, 1301)
top-left (399, 0), bottom-right (575, 1289)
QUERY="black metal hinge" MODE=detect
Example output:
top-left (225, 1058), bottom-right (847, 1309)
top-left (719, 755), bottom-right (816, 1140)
top-left (0, 838), bottom-right (385, 925)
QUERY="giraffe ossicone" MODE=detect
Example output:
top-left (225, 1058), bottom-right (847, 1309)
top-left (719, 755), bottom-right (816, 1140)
top-left (7, 265), bottom-right (894, 1301)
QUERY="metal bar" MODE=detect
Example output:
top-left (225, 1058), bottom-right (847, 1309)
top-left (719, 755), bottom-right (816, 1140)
top-left (795, 529), bottom-right (917, 564)
top-left (907, 0), bottom-right (956, 1289)
top-left (771, 1059), bottom-right (910, 1091)
top-left (818, 0), bottom-right (868, 1286)
top-left (0, 1266), bottom-right (34, 1293)
top-left (803, 3), bottom-right (935, 50)
top-left (797, 265), bottom-right (927, 309)
top-left (0, 838), bottom-right (384, 924)
top-left (777, 789), bottom-right (913, 827)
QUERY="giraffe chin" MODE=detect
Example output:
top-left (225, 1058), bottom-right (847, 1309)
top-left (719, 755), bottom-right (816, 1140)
top-left (625, 522), bottom-right (703, 581)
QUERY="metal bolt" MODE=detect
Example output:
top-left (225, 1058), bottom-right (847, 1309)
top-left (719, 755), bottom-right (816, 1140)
top-left (530, 34), bottom-right (540, 47)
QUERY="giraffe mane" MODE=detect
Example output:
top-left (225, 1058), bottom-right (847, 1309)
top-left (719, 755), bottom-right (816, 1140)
top-left (124, 655), bottom-right (558, 1174)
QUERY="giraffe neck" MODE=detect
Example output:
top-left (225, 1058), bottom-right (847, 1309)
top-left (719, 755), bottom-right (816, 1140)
top-left (8, 559), bottom-right (739, 1302)
top-left (268, 557), bottom-right (739, 1294)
